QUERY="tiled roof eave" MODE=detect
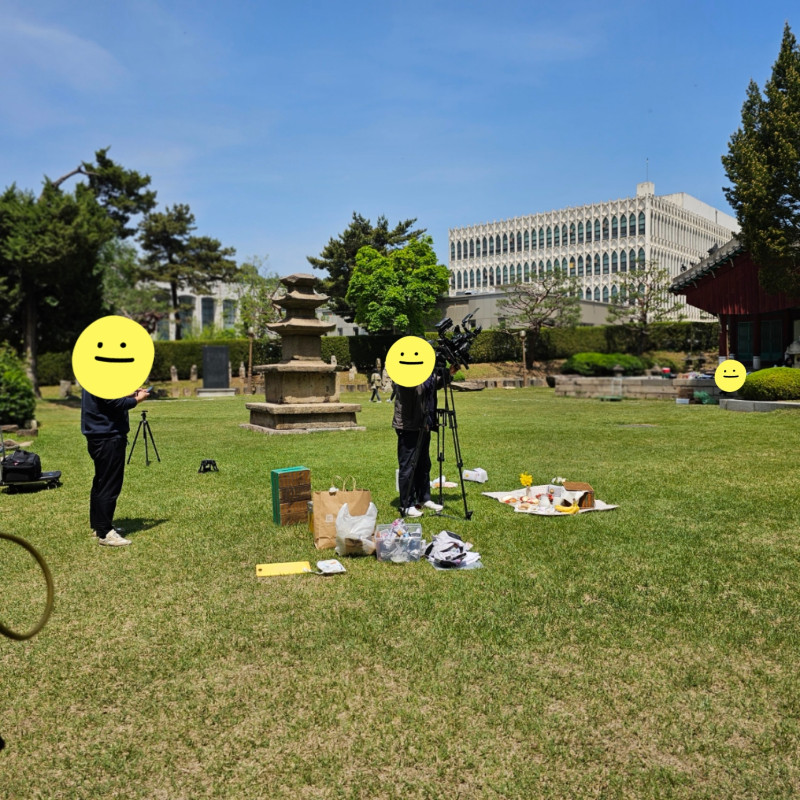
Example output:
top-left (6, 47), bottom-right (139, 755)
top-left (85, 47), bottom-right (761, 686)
top-left (669, 237), bottom-right (743, 294)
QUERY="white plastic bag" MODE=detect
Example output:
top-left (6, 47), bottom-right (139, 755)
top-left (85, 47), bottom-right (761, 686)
top-left (335, 502), bottom-right (378, 557)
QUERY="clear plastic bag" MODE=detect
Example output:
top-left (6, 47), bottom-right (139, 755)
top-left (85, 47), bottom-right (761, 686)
top-left (335, 502), bottom-right (378, 557)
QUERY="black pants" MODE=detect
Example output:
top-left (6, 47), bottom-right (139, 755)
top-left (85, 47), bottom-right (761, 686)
top-left (370, 387), bottom-right (381, 402)
top-left (86, 436), bottom-right (127, 535)
top-left (396, 428), bottom-right (432, 510)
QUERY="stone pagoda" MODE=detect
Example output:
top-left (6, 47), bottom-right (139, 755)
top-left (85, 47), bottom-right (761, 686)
top-left (242, 273), bottom-right (364, 434)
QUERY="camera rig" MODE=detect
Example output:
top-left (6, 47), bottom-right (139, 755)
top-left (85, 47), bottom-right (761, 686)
top-left (433, 311), bottom-right (482, 371)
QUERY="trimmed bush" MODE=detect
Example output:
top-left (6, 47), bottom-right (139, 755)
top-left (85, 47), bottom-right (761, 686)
top-left (561, 352), bottom-right (648, 376)
top-left (739, 367), bottom-right (800, 401)
top-left (469, 330), bottom-right (520, 363)
top-left (37, 351), bottom-right (74, 385)
top-left (320, 336), bottom-right (351, 367)
top-left (0, 345), bottom-right (36, 426)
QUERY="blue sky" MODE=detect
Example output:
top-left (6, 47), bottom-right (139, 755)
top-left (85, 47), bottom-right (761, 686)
top-left (0, 0), bottom-right (794, 278)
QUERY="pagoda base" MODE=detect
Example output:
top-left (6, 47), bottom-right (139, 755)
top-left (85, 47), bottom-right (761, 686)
top-left (242, 402), bottom-right (364, 434)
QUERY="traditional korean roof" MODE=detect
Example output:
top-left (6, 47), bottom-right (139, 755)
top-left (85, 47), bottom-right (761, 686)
top-left (669, 236), bottom-right (743, 294)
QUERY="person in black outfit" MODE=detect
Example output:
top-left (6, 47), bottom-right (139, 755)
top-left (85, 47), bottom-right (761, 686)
top-left (81, 388), bottom-right (149, 546)
top-left (392, 366), bottom-right (455, 517)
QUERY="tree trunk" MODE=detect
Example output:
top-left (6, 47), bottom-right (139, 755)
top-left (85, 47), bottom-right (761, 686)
top-left (171, 281), bottom-right (181, 340)
top-left (23, 281), bottom-right (41, 398)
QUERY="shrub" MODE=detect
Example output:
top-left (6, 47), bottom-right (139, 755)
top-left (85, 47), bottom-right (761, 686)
top-left (453, 370), bottom-right (466, 382)
top-left (37, 351), bottom-right (74, 385)
top-left (469, 330), bottom-right (520, 363)
top-left (0, 345), bottom-right (36, 426)
top-left (320, 336), bottom-right (351, 367)
top-left (739, 367), bottom-right (800, 401)
top-left (561, 352), bottom-right (648, 376)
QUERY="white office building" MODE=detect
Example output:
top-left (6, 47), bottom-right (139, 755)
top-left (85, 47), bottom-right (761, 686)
top-left (448, 182), bottom-right (739, 321)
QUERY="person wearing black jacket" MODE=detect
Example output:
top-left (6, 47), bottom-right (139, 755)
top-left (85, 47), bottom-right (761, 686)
top-left (81, 388), bottom-right (149, 546)
top-left (392, 366), bottom-right (454, 517)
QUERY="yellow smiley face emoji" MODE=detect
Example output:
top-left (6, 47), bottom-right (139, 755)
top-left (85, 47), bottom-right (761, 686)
top-left (72, 316), bottom-right (154, 399)
top-left (714, 359), bottom-right (746, 392)
top-left (386, 336), bottom-right (436, 387)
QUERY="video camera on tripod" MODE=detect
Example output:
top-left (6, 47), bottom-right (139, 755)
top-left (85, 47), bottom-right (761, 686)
top-left (433, 311), bottom-right (482, 371)
top-left (414, 311), bottom-right (482, 520)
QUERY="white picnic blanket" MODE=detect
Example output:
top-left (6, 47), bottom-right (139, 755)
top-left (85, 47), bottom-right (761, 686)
top-left (482, 485), bottom-right (618, 516)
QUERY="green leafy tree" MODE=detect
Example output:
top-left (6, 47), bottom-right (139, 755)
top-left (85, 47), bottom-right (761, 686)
top-left (0, 149), bottom-right (155, 394)
top-left (497, 266), bottom-right (580, 354)
top-left (308, 213), bottom-right (426, 320)
top-left (606, 259), bottom-right (684, 355)
top-left (233, 255), bottom-right (283, 339)
top-left (722, 23), bottom-right (800, 294)
top-left (345, 235), bottom-right (449, 334)
top-left (138, 204), bottom-right (238, 340)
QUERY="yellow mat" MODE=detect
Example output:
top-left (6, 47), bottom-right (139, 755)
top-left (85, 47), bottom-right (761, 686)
top-left (256, 561), bottom-right (311, 577)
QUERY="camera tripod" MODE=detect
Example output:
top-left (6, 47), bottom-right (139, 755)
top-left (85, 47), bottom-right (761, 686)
top-left (127, 409), bottom-right (160, 466)
top-left (408, 365), bottom-right (473, 520)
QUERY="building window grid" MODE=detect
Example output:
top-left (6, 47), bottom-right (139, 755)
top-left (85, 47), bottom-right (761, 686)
top-left (449, 199), bottom-right (733, 323)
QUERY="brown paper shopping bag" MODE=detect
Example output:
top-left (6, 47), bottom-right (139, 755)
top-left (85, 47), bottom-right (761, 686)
top-left (312, 476), bottom-right (372, 550)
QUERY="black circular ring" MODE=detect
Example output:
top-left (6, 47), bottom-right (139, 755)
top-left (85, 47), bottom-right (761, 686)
top-left (0, 533), bottom-right (54, 641)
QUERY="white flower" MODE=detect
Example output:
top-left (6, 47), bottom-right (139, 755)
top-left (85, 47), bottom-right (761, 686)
top-left (551, 476), bottom-right (566, 485)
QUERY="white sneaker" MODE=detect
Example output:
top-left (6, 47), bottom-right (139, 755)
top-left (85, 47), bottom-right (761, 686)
top-left (403, 506), bottom-right (423, 518)
top-left (423, 500), bottom-right (443, 512)
top-left (98, 531), bottom-right (131, 546)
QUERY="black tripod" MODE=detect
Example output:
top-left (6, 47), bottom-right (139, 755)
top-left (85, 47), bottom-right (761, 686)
top-left (127, 410), bottom-right (161, 466)
top-left (408, 365), bottom-right (472, 520)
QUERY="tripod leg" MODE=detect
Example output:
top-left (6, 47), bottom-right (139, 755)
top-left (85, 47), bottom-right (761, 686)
top-left (127, 421), bottom-right (143, 464)
top-left (144, 421), bottom-right (161, 463)
top-left (445, 385), bottom-right (472, 520)
top-left (436, 409), bottom-right (446, 506)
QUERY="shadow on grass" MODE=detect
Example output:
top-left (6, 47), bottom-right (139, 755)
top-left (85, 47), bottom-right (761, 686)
top-left (43, 397), bottom-right (82, 409)
top-left (113, 517), bottom-right (170, 536)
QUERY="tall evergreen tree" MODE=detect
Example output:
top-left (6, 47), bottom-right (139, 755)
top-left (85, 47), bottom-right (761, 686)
top-left (0, 149), bottom-right (156, 394)
top-left (722, 22), bottom-right (800, 294)
top-left (138, 204), bottom-right (238, 340)
top-left (307, 213), bottom-right (426, 320)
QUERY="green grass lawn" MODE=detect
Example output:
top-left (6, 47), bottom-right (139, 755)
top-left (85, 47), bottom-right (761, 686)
top-left (2, 388), bottom-right (800, 799)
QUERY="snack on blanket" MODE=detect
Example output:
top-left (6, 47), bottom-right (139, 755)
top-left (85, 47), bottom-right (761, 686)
top-left (563, 482), bottom-right (595, 508)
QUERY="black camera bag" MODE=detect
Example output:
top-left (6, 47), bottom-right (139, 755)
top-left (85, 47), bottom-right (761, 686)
top-left (2, 450), bottom-right (42, 482)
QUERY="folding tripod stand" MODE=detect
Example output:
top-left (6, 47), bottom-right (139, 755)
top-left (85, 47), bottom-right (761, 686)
top-left (408, 365), bottom-right (473, 520)
top-left (127, 409), bottom-right (161, 466)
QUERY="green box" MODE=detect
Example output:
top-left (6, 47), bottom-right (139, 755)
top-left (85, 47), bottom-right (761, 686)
top-left (270, 467), bottom-right (311, 525)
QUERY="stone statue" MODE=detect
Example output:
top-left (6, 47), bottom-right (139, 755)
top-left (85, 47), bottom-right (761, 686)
top-left (170, 365), bottom-right (179, 382)
top-left (349, 364), bottom-right (356, 383)
top-left (190, 364), bottom-right (198, 382)
top-left (239, 361), bottom-right (247, 380)
top-left (330, 354), bottom-right (337, 368)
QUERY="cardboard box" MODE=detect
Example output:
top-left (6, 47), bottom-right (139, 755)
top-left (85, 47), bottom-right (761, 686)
top-left (270, 467), bottom-right (311, 525)
top-left (563, 481), bottom-right (595, 509)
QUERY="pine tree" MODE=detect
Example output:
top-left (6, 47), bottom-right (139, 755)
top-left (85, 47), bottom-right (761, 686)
top-left (138, 204), bottom-right (238, 339)
top-left (307, 213), bottom-right (426, 320)
top-left (722, 23), bottom-right (800, 294)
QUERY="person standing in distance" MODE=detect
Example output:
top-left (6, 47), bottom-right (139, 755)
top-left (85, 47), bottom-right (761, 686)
top-left (81, 387), bottom-right (150, 545)
top-left (72, 316), bottom-right (156, 546)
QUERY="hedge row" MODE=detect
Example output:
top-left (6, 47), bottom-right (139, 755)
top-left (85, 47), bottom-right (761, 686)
top-left (740, 367), bottom-right (800, 401)
top-left (561, 352), bottom-right (648, 376)
top-left (37, 339), bottom-right (281, 384)
top-left (35, 321), bottom-right (721, 385)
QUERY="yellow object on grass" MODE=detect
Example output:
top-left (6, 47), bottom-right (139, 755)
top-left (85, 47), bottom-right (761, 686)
top-left (256, 561), bottom-right (312, 577)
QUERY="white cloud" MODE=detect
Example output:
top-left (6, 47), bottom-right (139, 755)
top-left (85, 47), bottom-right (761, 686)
top-left (0, 15), bottom-right (126, 93)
